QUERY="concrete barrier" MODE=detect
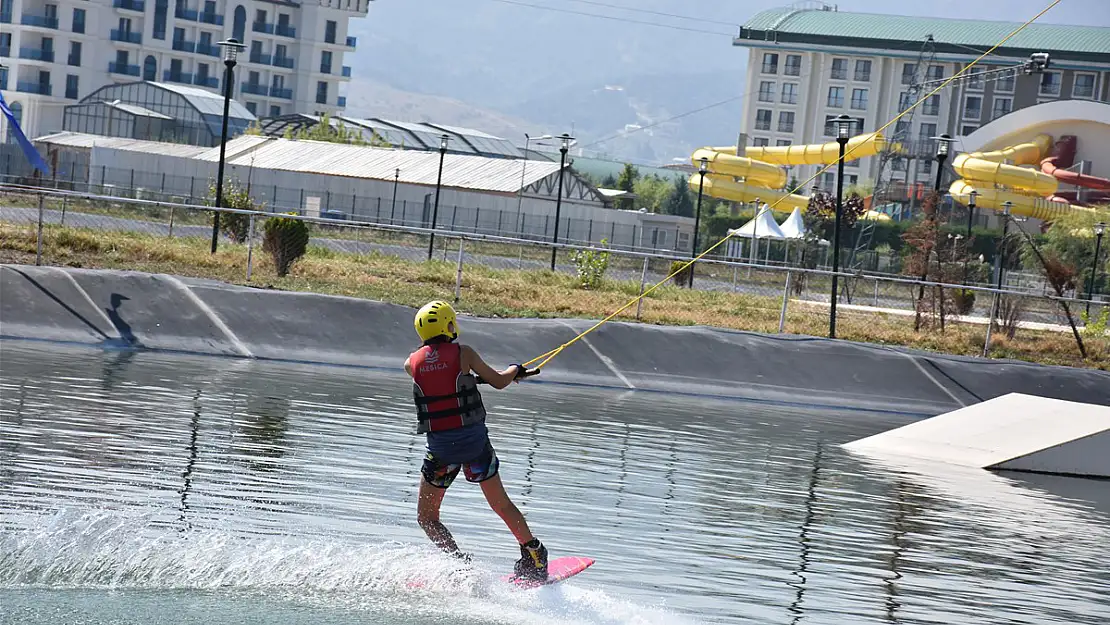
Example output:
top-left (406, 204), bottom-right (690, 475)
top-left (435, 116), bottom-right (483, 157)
top-left (2, 264), bottom-right (1108, 416)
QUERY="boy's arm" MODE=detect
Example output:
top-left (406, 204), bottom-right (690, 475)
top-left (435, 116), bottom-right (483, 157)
top-left (461, 345), bottom-right (527, 390)
top-left (403, 356), bottom-right (413, 378)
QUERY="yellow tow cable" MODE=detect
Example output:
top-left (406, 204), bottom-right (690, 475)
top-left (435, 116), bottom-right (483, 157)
top-left (523, 0), bottom-right (1062, 372)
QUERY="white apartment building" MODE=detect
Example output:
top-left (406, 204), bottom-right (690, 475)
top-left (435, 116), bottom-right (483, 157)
top-left (734, 3), bottom-right (1110, 193)
top-left (1, 0), bottom-right (370, 142)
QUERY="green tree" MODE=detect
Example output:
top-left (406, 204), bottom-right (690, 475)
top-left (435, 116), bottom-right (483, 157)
top-left (600, 173), bottom-right (617, 188)
top-left (206, 178), bottom-right (262, 243)
top-left (632, 174), bottom-right (670, 213)
top-left (1023, 209), bottom-right (1110, 297)
top-left (616, 164), bottom-right (640, 210)
top-left (285, 113), bottom-right (392, 147)
top-left (665, 175), bottom-right (695, 218)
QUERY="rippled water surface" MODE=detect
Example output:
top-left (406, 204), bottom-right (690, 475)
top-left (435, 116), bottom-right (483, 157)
top-left (2, 342), bottom-right (1109, 625)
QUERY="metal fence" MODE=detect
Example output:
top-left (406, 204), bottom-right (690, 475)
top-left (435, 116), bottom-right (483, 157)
top-left (2, 183), bottom-right (1107, 362)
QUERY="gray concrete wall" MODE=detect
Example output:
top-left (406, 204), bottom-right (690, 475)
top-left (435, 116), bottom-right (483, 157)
top-left (2, 264), bottom-right (1108, 417)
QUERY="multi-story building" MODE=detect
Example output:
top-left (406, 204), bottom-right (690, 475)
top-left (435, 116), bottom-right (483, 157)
top-left (1, 0), bottom-right (370, 142)
top-left (733, 3), bottom-right (1110, 192)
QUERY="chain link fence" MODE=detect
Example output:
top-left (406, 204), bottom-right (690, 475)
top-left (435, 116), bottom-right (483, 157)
top-left (2, 183), bottom-right (1107, 365)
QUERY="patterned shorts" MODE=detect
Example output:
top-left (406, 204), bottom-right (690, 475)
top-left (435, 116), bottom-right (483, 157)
top-left (421, 442), bottom-right (500, 489)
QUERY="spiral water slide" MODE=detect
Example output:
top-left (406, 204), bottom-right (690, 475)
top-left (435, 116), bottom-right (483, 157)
top-left (689, 133), bottom-right (887, 211)
top-left (948, 133), bottom-right (1108, 221)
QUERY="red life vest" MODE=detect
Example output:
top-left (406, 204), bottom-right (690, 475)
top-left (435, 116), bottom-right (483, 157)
top-left (409, 342), bottom-right (486, 434)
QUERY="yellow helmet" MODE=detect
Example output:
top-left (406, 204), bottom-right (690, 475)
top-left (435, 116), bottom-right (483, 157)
top-left (414, 300), bottom-right (458, 343)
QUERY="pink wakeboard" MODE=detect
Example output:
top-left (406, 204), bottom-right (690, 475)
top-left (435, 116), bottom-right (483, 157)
top-left (501, 556), bottom-right (595, 589)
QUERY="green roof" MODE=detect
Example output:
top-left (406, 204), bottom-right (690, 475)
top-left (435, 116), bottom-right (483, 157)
top-left (738, 6), bottom-right (1110, 63)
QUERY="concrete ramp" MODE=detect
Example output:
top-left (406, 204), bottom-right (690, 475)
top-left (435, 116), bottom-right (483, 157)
top-left (843, 393), bottom-right (1110, 478)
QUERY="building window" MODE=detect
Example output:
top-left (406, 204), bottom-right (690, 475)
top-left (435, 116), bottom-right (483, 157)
top-left (827, 86), bottom-right (845, 108)
top-left (321, 50), bottom-right (333, 74)
top-left (197, 62), bottom-right (209, 82)
top-left (270, 105), bottom-right (281, 117)
top-left (245, 101), bottom-right (257, 115)
top-left (850, 88), bottom-right (868, 110)
top-left (922, 94), bottom-right (940, 116)
top-left (967, 67), bottom-right (984, 90)
top-left (758, 81), bottom-right (774, 102)
top-left (755, 109), bottom-right (772, 131)
top-left (898, 91), bottom-right (912, 111)
top-left (918, 122), bottom-right (937, 142)
top-left (992, 97), bottom-right (1012, 119)
top-left (830, 58), bottom-right (848, 80)
top-left (72, 7), bottom-right (85, 33)
top-left (316, 81), bottom-right (328, 105)
top-left (996, 71), bottom-right (1015, 93)
top-left (776, 139), bottom-right (792, 147)
top-left (275, 43), bottom-right (288, 62)
top-left (920, 160), bottom-right (932, 175)
top-left (255, 9), bottom-right (266, 25)
top-left (65, 74), bottom-right (78, 100)
top-left (777, 111), bottom-right (795, 133)
top-left (0, 32), bottom-right (9, 57)
top-left (5, 102), bottom-right (21, 144)
top-left (1073, 73), bottom-right (1096, 99)
top-left (961, 125), bottom-right (978, 136)
top-left (964, 95), bottom-right (982, 120)
top-left (68, 41), bottom-right (81, 66)
top-left (153, 0), bottom-right (168, 40)
top-left (901, 63), bottom-right (916, 85)
top-left (926, 65), bottom-right (944, 82)
top-left (854, 60), bottom-right (872, 82)
top-left (784, 54), bottom-right (801, 76)
top-left (762, 52), bottom-right (778, 74)
top-left (781, 83), bottom-right (798, 105)
top-left (233, 6), bottom-right (247, 42)
top-left (325, 20), bottom-right (337, 44)
top-left (894, 120), bottom-right (911, 136)
top-left (821, 172), bottom-right (835, 190)
top-left (1040, 71), bottom-right (1062, 96)
top-left (752, 137), bottom-right (769, 147)
top-left (170, 58), bottom-right (183, 78)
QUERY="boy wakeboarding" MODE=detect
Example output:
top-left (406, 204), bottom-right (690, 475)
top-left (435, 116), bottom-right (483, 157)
top-left (404, 300), bottom-right (549, 582)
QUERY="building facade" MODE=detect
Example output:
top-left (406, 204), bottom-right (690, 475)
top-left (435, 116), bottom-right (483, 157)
top-left (1, 0), bottom-right (369, 142)
top-left (733, 4), bottom-right (1110, 192)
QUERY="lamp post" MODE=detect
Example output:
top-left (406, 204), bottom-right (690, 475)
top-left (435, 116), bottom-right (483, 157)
top-left (829, 114), bottom-right (851, 339)
top-left (933, 133), bottom-right (952, 193)
top-left (996, 202), bottom-right (1013, 294)
top-left (689, 156), bottom-right (709, 288)
top-left (390, 167), bottom-right (400, 224)
top-left (964, 190), bottom-right (977, 284)
top-left (517, 133), bottom-right (552, 236)
top-left (550, 133), bottom-right (571, 272)
top-left (210, 37), bottom-right (245, 254)
top-left (427, 134), bottom-right (449, 260)
top-left (1088, 221), bottom-right (1106, 318)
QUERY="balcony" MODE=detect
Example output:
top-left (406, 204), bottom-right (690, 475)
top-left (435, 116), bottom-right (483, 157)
top-left (194, 75), bottom-right (218, 88)
top-left (276, 24), bottom-right (296, 38)
top-left (108, 61), bottom-right (140, 76)
top-left (337, 96), bottom-right (346, 108)
top-left (163, 70), bottom-right (193, 84)
top-left (196, 43), bottom-right (220, 57)
top-left (346, 36), bottom-right (357, 48)
top-left (854, 71), bottom-right (871, 82)
top-left (274, 56), bottom-right (294, 69)
top-left (199, 12), bottom-right (223, 25)
top-left (21, 14), bottom-right (60, 29)
top-left (111, 30), bottom-right (143, 44)
top-left (172, 39), bottom-right (196, 53)
top-left (341, 66), bottom-right (351, 78)
top-left (175, 7), bottom-right (198, 20)
top-left (241, 82), bottom-right (268, 96)
top-left (249, 52), bottom-right (272, 65)
top-left (68, 54), bottom-right (81, 66)
top-left (252, 21), bottom-right (275, 34)
top-left (17, 81), bottom-right (52, 96)
top-left (113, 0), bottom-right (146, 12)
top-left (830, 69), bottom-right (847, 80)
top-left (19, 47), bottom-right (56, 62)
top-left (270, 86), bottom-right (292, 99)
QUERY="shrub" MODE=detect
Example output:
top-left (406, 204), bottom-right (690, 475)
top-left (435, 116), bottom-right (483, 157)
top-left (569, 238), bottom-right (610, 289)
top-left (207, 180), bottom-right (261, 244)
top-left (262, 212), bottom-right (309, 277)
top-left (670, 260), bottom-right (692, 286)
top-left (951, 288), bottom-right (976, 315)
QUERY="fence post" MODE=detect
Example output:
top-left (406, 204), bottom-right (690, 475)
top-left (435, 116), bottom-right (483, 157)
top-left (161, 172), bottom-right (166, 194)
top-left (982, 292), bottom-right (998, 357)
top-left (732, 265), bottom-right (738, 291)
top-left (779, 271), bottom-right (792, 333)
top-left (168, 206), bottom-right (175, 238)
top-left (61, 194), bottom-right (68, 225)
top-left (454, 238), bottom-right (465, 302)
top-left (246, 214), bottom-right (256, 281)
top-left (474, 207), bottom-right (480, 233)
top-left (636, 256), bottom-right (649, 321)
top-left (874, 278), bottom-right (880, 307)
top-left (36, 193), bottom-right (45, 266)
top-left (130, 169), bottom-right (135, 193)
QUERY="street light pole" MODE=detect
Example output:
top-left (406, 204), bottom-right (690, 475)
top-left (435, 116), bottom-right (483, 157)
top-left (933, 133), bottom-right (951, 193)
top-left (550, 133), bottom-right (571, 272)
top-left (427, 134), bottom-right (449, 260)
top-left (964, 190), bottom-right (977, 285)
top-left (517, 133), bottom-right (551, 236)
top-left (390, 167), bottom-right (400, 224)
top-left (995, 202), bottom-right (1013, 294)
top-left (829, 114), bottom-right (851, 339)
top-left (210, 37), bottom-right (244, 254)
top-left (1088, 221), bottom-right (1106, 318)
top-left (689, 156), bottom-right (708, 288)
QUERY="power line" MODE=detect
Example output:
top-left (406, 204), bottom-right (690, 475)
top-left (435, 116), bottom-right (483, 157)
top-left (578, 94), bottom-right (746, 151)
top-left (563, 0), bottom-right (739, 27)
top-left (485, 0), bottom-right (735, 36)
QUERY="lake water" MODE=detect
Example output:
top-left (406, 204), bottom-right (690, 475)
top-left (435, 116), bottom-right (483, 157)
top-left (2, 342), bottom-right (1109, 625)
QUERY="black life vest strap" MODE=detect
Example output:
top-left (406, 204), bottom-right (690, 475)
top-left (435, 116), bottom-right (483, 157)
top-left (415, 385), bottom-right (483, 422)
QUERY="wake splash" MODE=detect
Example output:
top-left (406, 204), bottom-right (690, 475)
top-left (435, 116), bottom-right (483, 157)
top-left (0, 508), bottom-right (691, 625)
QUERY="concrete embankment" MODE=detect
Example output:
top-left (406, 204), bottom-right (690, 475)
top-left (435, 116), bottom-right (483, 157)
top-left (2, 264), bottom-right (1108, 416)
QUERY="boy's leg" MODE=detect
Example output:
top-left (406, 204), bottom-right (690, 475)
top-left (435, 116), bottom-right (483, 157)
top-left (477, 474), bottom-right (534, 544)
top-left (417, 479), bottom-right (462, 554)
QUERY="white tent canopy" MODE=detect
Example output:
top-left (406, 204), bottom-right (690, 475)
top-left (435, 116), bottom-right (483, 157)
top-left (778, 207), bottom-right (806, 240)
top-left (727, 206), bottom-right (787, 240)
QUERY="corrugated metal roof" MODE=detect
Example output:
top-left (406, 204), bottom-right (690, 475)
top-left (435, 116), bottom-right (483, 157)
top-left (217, 137), bottom-right (561, 193)
top-left (148, 81), bottom-right (255, 121)
top-left (108, 102), bottom-right (174, 119)
top-left (33, 131), bottom-right (212, 158)
top-left (741, 7), bottom-right (1110, 58)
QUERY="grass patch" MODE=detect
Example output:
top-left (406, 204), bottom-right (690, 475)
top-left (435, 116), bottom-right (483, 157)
top-left (1, 221), bottom-right (1105, 370)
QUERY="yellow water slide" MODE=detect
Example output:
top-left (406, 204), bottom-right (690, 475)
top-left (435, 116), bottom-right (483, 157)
top-left (948, 133), bottom-right (1085, 220)
top-left (689, 133), bottom-right (887, 211)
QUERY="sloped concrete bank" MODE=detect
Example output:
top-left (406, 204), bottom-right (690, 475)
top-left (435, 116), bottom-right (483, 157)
top-left (2, 264), bottom-right (1108, 416)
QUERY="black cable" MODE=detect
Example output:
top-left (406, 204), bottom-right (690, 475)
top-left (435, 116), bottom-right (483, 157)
top-left (485, 0), bottom-right (735, 36)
